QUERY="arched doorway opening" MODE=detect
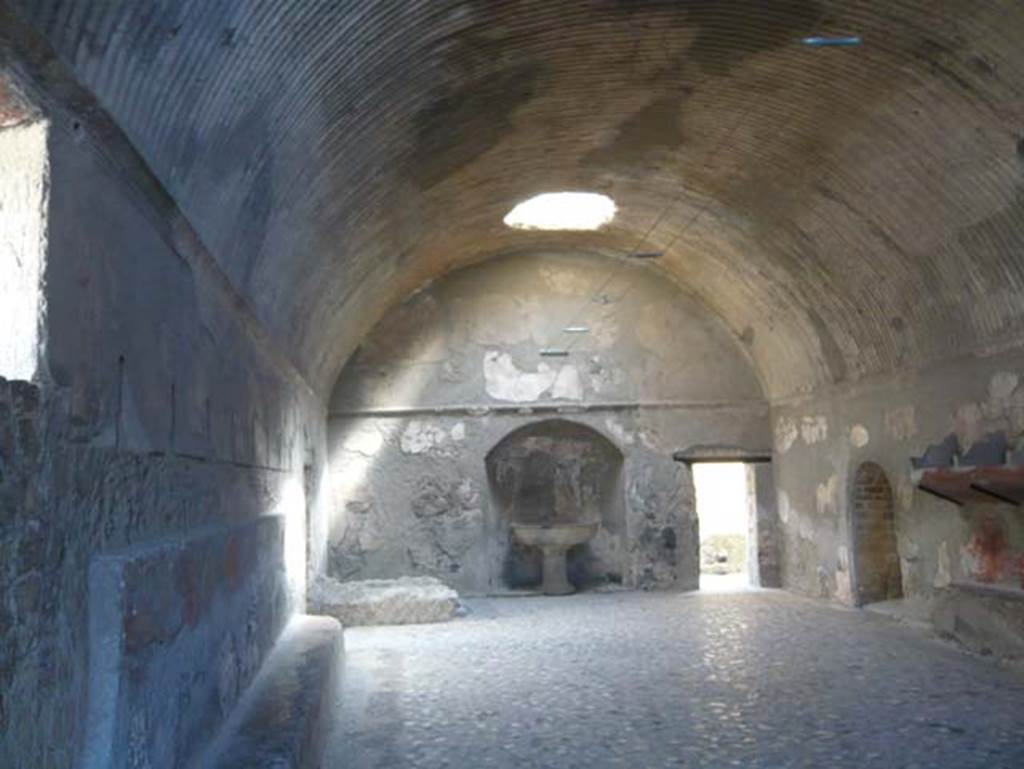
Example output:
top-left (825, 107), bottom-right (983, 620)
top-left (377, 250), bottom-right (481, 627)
top-left (485, 419), bottom-right (626, 592)
top-left (851, 462), bottom-right (903, 605)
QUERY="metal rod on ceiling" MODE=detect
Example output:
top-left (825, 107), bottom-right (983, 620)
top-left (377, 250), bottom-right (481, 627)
top-left (801, 35), bottom-right (862, 47)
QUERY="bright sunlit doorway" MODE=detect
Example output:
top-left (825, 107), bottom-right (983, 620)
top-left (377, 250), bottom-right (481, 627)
top-left (693, 462), bottom-right (752, 591)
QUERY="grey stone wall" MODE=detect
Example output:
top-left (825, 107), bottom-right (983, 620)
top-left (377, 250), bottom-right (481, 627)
top-left (771, 349), bottom-right (1024, 605)
top-left (0, 55), bottom-right (328, 769)
top-left (327, 253), bottom-right (770, 594)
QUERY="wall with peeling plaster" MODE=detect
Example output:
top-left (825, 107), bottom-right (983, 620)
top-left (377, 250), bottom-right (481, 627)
top-left (0, 64), bottom-right (327, 769)
top-left (327, 253), bottom-right (770, 594)
top-left (771, 350), bottom-right (1024, 612)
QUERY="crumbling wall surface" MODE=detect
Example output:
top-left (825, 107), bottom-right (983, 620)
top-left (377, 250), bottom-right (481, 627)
top-left (329, 408), bottom-right (765, 594)
top-left (327, 253), bottom-right (769, 594)
top-left (771, 349), bottom-right (1024, 608)
top-left (0, 59), bottom-right (328, 769)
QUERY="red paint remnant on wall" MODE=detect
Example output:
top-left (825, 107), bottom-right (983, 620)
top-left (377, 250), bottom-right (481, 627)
top-left (964, 514), bottom-right (1009, 583)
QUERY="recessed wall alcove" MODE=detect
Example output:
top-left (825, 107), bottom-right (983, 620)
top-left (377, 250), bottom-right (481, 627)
top-left (485, 419), bottom-right (626, 592)
top-left (851, 462), bottom-right (903, 606)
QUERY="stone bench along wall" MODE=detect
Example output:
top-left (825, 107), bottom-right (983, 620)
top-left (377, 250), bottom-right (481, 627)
top-left (82, 516), bottom-right (291, 769)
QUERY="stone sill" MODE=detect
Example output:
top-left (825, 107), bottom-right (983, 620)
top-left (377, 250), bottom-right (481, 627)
top-left (949, 581), bottom-right (1024, 603)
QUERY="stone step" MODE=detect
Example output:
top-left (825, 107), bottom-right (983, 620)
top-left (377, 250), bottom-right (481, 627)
top-left (197, 615), bottom-right (343, 769)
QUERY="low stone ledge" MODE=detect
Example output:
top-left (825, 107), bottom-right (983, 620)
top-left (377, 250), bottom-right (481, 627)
top-left (198, 614), bottom-right (343, 769)
top-left (932, 584), bottom-right (1024, 660)
top-left (81, 517), bottom-right (290, 769)
top-left (311, 576), bottom-right (461, 627)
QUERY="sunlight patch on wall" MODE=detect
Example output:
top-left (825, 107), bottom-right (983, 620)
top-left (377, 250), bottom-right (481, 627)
top-left (0, 120), bottom-right (48, 381)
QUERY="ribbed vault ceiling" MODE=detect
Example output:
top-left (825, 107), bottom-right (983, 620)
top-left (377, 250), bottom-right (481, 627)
top-left (10, 0), bottom-right (1024, 398)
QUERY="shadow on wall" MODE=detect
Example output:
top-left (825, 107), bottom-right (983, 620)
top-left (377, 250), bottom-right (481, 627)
top-left (486, 419), bottom-right (625, 591)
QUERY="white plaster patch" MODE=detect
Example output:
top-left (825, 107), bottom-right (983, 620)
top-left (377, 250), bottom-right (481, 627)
top-left (588, 356), bottom-right (625, 394)
top-left (849, 424), bottom-right (870, 448)
top-left (400, 420), bottom-right (450, 454)
top-left (777, 490), bottom-right (791, 524)
top-left (798, 513), bottom-right (815, 542)
top-left (837, 545), bottom-right (850, 572)
top-left (604, 417), bottom-right (635, 447)
top-left (341, 423), bottom-right (384, 457)
top-left (801, 416), bottom-right (828, 445)
top-left (896, 476), bottom-right (915, 513)
top-left (441, 359), bottom-right (463, 383)
top-left (639, 429), bottom-right (661, 451)
top-left (934, 541), bottom-right (952, 588)
top-left (333, 456), bottom-right (373, 499)
top-left (989, 371), bottom-right (1019, 403)
top-left (482, 351), bottom-right (557, 402)
top-left (551, 365), bottom-right (584, 401)
top-left (899, 533), bottom-right (919, 562)
top-left (450, 422), bottom-right (466, 442)
top-left (884, 405), bottom-right (917, 442)
top-left (816, 474), bottom-right (839, 518)
top-left (454, 478), bottom-right (480, 508)
top-left (775, 417), bottom-right (798, 454)
top-left (834, 569), bottom-right (853, 605)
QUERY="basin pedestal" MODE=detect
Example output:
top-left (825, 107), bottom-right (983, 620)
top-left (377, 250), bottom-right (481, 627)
top-left (539, 545), bottom-right (575, 595)
top-left (510, 522), bottom-right (599, 597)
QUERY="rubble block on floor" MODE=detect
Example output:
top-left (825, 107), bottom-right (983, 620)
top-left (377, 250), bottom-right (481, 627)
top-left (311, 576), bottom-right (461, 626)
top-left (932, 584), bottom-right (1024, 660)
top-left (201, 615), bottom-right (343, 769)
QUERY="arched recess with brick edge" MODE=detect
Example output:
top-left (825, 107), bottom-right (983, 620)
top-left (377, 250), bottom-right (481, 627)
top-left (851, 462), bottom-right (903, 606)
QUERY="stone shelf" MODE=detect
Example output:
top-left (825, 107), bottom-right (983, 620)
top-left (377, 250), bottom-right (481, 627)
top-left (912, 465), bottom-right (1024, 507)
top-left (951, 581), bottom-right (1024, 601)
top-left (911, 431), bottom-right (1024, 506)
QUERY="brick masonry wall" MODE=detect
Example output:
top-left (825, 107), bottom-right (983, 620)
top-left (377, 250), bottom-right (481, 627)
top-left (0, 377), bottom-right (45, 742)
top-left (0, 49), bottom-right (330, 769)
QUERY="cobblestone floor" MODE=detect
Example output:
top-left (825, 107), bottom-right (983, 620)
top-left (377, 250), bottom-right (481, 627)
top-left (324, 589), bottom-right (1024, 768)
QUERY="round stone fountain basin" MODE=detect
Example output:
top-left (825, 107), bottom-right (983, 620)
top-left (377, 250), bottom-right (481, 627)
top-left (511, 522), bottom-right (599, 595)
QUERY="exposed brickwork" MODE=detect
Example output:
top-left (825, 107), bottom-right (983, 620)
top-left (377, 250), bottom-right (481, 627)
top-left (0, 377), bottom-right (45, 745)
top-left (852, 462), bottom-right (903, 605)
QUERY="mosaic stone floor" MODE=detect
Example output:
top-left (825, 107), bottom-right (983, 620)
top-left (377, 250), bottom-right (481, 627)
top-left (324, 589), bottom-right (1024, 768)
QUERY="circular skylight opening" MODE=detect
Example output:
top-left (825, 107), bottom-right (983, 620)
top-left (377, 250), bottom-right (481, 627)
top-left (504, 192), bottom-right (617, 231)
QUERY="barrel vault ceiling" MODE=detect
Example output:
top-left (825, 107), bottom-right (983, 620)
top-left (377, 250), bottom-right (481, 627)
top-left (9, 0), bottom-right (1024, 398)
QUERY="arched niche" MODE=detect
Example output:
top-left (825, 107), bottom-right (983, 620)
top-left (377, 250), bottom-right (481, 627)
top-left (485, 419), bottom-right (626, 591)
top-left (851, 462), bottom-right (903, 606)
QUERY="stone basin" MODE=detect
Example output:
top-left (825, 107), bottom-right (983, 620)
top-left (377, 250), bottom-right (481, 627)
top-left (511, 522), bottom-right (599, 596)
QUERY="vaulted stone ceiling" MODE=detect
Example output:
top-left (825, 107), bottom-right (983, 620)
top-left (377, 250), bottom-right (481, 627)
top-left (10, 1), bottom-right (1024, 398)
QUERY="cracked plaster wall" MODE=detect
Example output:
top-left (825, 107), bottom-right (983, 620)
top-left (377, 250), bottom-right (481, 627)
top-left (772, 349), bottom-right (1024, 608)
top-left (327, 253), bottom-right (768, 594)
